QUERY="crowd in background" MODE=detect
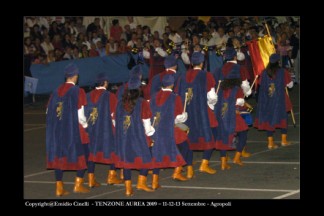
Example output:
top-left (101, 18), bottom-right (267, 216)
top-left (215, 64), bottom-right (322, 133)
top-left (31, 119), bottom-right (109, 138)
top-left (23, 16), bottom-right (299, 81)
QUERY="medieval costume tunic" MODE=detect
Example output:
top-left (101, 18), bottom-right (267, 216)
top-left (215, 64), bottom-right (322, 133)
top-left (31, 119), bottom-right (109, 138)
top-left (150, 89), bottom-right (186, 168)
top-left (215, 86), bottom-right (248, 150)
top-left (254, 68), bottom-right (292, 131)
top-left (214, 64), bottom-right (249, 167)
top-left (85, 87), bottom-right (117, 164)
top-left (177, 68), bottom-right (218, 150)
top-left (114, 98), bottom-right (154, 169)
top-left (46, 82), bottom-right (87, 170)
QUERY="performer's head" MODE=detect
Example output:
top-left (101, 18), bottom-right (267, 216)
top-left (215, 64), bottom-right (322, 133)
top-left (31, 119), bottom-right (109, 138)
top-left (191, 51), bottom-right (204, 68)
top-left (224, 47), bottom-right (237, 62)
top-left (162, 74), bottom-right (175, 90)
top-left (164, 55), bottom-right (178, 71)
top-left (96, 73), bottom-right (109, 89)
top-left (221, 64), bottom-right (241, 90)
top-left (123, 76), bottom-right (141, 113)
top-left (64, 62), bottom-right (79, 84)
top-left (266, 53), bottom-right (280, 78)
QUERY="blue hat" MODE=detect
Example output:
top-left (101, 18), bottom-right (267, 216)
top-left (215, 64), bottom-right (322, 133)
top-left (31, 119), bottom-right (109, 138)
top-left (224, 47), bottom-right (237, 61)
top-left (64, 63), bottom-right (79, 78)
top-left (270, 53), bottom-right (280, 63)
top-left (96, 73), bottom-right (109, 83)
top-left (164, 55), bottom-right (177, 68)
top-left (191, 52), bottom-right (205, 65)
top-left (129, 64), bottom-right (142, 78)
top-left (128, 76), bottom-right (141, 90)
top-left (162, 74), bottom-right (175, 86)
top-left (225, 64), bottom-right (240, 79)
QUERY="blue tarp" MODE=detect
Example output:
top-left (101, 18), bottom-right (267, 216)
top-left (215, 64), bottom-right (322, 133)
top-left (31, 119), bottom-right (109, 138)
top-left (30, 53), bottom-right (188, 94)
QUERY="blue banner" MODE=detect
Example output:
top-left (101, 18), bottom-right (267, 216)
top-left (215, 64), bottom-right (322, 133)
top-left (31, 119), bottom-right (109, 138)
top-left (30, 53), bottom-right (187, 94)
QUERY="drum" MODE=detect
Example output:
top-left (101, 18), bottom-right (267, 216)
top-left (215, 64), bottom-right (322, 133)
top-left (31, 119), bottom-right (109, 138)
top-left (175, 123), bottom-right (190, 134)
top-left (240, 111), bottom-right (253, 126)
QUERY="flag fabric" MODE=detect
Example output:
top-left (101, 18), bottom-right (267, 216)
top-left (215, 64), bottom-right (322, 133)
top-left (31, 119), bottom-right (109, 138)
top-left (246, 35), bottom-right (276, 77)
top-left (24, 76), bottom-right (38, 94)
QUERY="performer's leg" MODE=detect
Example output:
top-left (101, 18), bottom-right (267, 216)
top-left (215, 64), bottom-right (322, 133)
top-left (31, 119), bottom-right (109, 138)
top-left (107, 164), bottom-right (123, 185)
top-left (84, 144), bottom-right (100, 188)
top-left (281, 128), bottom-right (291, 146)
top-left (233, 131), bottom-right (248, 166)
top-left (267, 130), bottom-right (278, 149)
top-left (199, 149), bottom-right (216, 174)
top-left (123, 169), bottom-right (133, 196)
top-left (55, 170), bottom-right (69, 197)
top-left (55, 169), bottom-right (63, 181)
top-left (74, 150), bottom-right (90, 193)
top-left (220, 150), bottom-right (231, 170)
top-left (152, 168), bottom-right (161, 190)
top-left (236, 131), bottom-right (248, 153)
top-left (137, 169), bottom-right (154, 192)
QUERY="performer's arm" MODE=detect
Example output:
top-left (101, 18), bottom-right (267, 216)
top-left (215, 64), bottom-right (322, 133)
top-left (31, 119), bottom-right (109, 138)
top-left (141, 100), bottom-right (155, 136)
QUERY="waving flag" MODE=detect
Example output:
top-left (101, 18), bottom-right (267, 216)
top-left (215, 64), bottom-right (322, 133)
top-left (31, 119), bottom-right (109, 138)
top-left (246, 35), bottom-right (276, 77)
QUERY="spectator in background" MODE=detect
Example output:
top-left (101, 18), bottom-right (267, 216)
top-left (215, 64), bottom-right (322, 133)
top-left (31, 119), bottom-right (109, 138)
top-left (215, 27), bottom-right (228, 50)
top-left (73, 47), bottom-right (80, 59)
top-left (89, 43), bottom-right (99, 57)
top-left (162, 33), bottom-right (172, 50)
top-left (24, 23), bottom-right (30, 38)
top-left (41, 26), bottom-right (49, 39)
top-left (41, 35), bottom-right (54, 55)
top-left (26, 16), bottom-right (37, 28)
top-left (96, 41), bottom-right (106, 57)
top-left (110, 19), bottom-right (123, 42)
top-left (62, 46), bottom-right (73, 60)
top-left (70, 34), bottom-right (77, 47)
top-left (123, 24), bottom-right (132, 42)
top-left (92, 31), bottom-right (101, 47)
top-left (24, 37), bottom-right (35, 55)
top-left (142, 26), bottom-right (152, 42)
top-left (49, 21), bottom-right (61, 40)
top-left (87, 18), bottom-right (101, 35)
top-left (47, 50), bottom-right (56, 63)
top-left (164, 26), bottom-right (171, 35)
top-left (82, 35), bottom-right (91, 50)
top-left (54, 48), bottom-right (63, 61)
top-left (153, 31), bottom-right (162, 43)
top-left (98, 29), bottom-right (108, 45)
top-left (80, 45), bottom-right (89, 58)
top-left (76, 17), bottom-right (86, 35)
top-left (33, 38), bottom-right (45, 55)
top-left (30, 24), bottom-right (43, 41)
top-left (52, 34), bottom-right (63, 51)
top-left (127, 33), bottom-right (138, 49)
top-left (277, 32), bottom-right (291, 68)
top-left (127, 16), bottom-right (137, 31)
top-left (69, 20), bottom-right (79, 36)
top-left (169, 30), bottom-right (182, 45)
top-left (62, 34), bottom-right (73, 49)
top-left (106, 37), bottom-right (118, 55)
top-left (118, 39), bottom-right (127, 54)
top-left (136, 25), bottom-right (143, 40)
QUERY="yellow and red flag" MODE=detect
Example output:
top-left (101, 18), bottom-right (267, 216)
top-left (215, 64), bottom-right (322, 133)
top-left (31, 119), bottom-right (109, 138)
top-left (246, 35), bottom-right (276, 77)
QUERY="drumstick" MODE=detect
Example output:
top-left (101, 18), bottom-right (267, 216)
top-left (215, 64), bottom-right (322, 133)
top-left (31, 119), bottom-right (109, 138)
top-left (216, 80), bottom-right (222, 94)
top-left (183, 92), bottom-right (188, 113)
top-left (152, 116), bottom-right (157, 127)
top-left (249, 75), bottom-right (259, 92)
